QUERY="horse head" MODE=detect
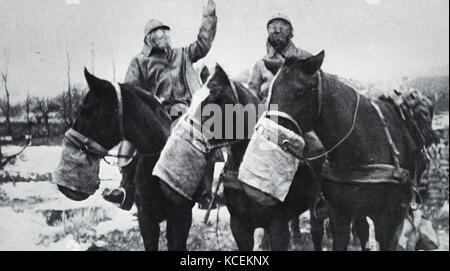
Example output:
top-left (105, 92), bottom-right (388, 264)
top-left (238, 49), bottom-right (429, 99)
top-left (201, 64), bottom-right (240, 112)
top-left (189, 64), bottom-right (262, 143)
top-left (74, 68), bottom-right (123, 148)
top-left (55, 68), bottom-right (170, 201)
top-left (268, 51), bottom-right (325, 133)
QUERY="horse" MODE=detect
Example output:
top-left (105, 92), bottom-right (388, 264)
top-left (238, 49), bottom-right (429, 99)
top-left (54, 69), bottom-right (203, 251)
top-left (258, 51), bottom-right (419, 250)
top-left (158, 63), bottom-right (367, 250)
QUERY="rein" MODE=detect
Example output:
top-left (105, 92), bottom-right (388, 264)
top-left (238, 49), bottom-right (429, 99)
top-left (264, 110), bottom-right (303, 135)
top-left (306, 89), bottom-right (360, 161)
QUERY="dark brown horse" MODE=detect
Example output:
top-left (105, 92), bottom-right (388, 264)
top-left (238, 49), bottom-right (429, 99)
top-left (55, 69), bottom-right (201, 250)
top-left (260, 51), bottom-right (419, 250)
top-left (161, 64), bottom-right (367, 250)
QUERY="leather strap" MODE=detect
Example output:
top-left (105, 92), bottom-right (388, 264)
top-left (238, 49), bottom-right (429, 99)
top-left (370, 100), bottom-right (402, 172)
top-left (64, 128), bottom-right (108, 158)
top-left (264, 110), bottom-right (303, 135)
top-left (316, 71), bottom-right (323, 121)
top-left (322, 162), bottom-right (410, 184)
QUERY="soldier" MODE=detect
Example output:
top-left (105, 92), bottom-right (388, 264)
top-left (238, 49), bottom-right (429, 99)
top-left (248, 13), bottom-right (327, 249)
top-left (248, 13), bottom-right (312, 103)
top-left (103, 0), bottom-right (218, 210)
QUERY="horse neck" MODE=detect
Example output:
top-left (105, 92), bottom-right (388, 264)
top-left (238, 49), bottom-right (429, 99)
top-left (209, 82), bottom-right (263, 143)
top-left (225, 83), bottom-right (260, 167)
top-left (314, 74), bottom-right (397, 167)
top-left (122, 88), bottom-right (170, 153)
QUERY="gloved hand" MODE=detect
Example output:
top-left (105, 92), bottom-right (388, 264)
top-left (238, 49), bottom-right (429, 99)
top-left (203, 0), bottom-right (216, 16)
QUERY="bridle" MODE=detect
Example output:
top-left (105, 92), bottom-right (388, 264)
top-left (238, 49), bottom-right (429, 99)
top-left (65, 82), bottom-right (160, 164)
top-left (265, 70), bottom-right (361, 161)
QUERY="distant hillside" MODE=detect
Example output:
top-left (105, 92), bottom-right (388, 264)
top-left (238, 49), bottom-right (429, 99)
top-left (408, 75), bottom-right (449, 113)
top-left (229, 68), bottom-right (449, 108)
top-left (424, 64), bottom-right (449, 77)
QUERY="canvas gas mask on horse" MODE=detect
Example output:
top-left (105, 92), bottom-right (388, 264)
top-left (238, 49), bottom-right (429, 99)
top-left (238, 57), bottom-right (323, 205)
top-left (240, 51), bottom-right (441, 250)
top-left (53, 71), bottom-right (137, 201)
top-left (152, 67), bottom-right (228, 202)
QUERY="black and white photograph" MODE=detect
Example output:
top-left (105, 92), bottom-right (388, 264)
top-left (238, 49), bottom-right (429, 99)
top-left (0, 0), bottom-right (448, 253)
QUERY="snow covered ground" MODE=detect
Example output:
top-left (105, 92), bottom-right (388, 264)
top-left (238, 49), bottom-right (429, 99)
top-left (0, 145), bottom-right (236, 251)
top-left (2, 145), bottom-right (121, 180)
top-left (0, 145), bottom-right (448, 251)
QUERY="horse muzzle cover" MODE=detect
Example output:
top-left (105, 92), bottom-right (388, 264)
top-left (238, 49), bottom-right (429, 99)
top-left (53, 129), bottom-right (105, 196)
top-left (238, 117), bottom-right (305, 204)
top-left (152, 115), bottom-right (208, 201)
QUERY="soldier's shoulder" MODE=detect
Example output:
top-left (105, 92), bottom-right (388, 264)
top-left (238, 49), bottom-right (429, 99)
top-left (129, 53), bottom-right (147, 65)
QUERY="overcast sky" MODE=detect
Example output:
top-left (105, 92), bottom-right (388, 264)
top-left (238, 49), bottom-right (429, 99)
top-left (0, 0), bottom-right (448, 102)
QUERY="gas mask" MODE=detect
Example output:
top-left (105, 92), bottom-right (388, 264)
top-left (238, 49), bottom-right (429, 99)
top-left (53, 129), bottom-right (105, 196)
top-left (148, 28), bottom-right (172, 51)
top-left (267, 20), bottom-right (293, 52)
top-left (153, 114), bottom-right (209, 201)
top-left (239, 117), bottom-right (305, 205)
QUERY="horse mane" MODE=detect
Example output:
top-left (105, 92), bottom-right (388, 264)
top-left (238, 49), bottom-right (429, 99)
top-left (122, 83), bottom-right (171, 123)
top-left (323, 73), bottom-right (359, 96)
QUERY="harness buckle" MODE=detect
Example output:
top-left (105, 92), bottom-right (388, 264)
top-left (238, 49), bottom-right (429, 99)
top-left (81, 143), bottom-right (90, 153)
top-left (281, 139), bottom-right (290, 151)
top-left (393, 168), bottom-right (410, 183)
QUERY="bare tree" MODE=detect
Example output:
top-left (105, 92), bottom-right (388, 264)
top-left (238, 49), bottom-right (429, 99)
top-left (112, 59), bottom-right (116, 82)
top-left (91, 42), bottom-right (95, 75)
top-left (66, 50), bottom-right (72, 128)
top-left (25, 94), bottom-right (32, 134)
top-left (0, 50), bottom-right (12, 135)
top-left (32, 97), bottom-right (59, 138)
top-left (57, 84), bottom-right (86, 129)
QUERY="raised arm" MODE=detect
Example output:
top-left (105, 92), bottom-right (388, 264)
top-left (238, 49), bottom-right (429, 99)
top-left (186, 0), bottom-right (218, 63)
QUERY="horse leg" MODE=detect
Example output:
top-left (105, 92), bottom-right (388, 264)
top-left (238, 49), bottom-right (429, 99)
top-left (166, 202), bottom-right (193, 251)
top-left (135, 197), bottom-right (160, 251)
top-left (310, 213), bottom-right (325, 251)
top-left (353, 216), bottom-right (370, 251)
top-left (230, 215), bottom-right (254, 251)
top-left (266, 217), bottom-right (290, 251)
top-left (373, 213), bottom-right (402, 251)
top-left (289, 216), bottom-right (302, 249)
top-left (329, 208), bottom-right (352, 251)
top-left (133, 160), bottom-right (166, 251)
top-left (289, 216), bottom-right (301, 237)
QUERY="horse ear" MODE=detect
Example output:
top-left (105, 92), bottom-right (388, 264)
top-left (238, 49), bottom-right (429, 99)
top-left (300, 50), bottom-right (325, 76)
top-left (84, 67), bottom-right (106, 96)
top-left (84, 68), bottom-right (98, 94)
top-left (213, 64), bottom-right (231, 85)
top-left (200, 66), bottom-right (210, 85)
top-left (214, 64), bottom-right (228, 78)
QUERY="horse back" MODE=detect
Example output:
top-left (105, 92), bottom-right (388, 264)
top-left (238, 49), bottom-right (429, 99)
top-left (375, 99), bottom-right (418, 171)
